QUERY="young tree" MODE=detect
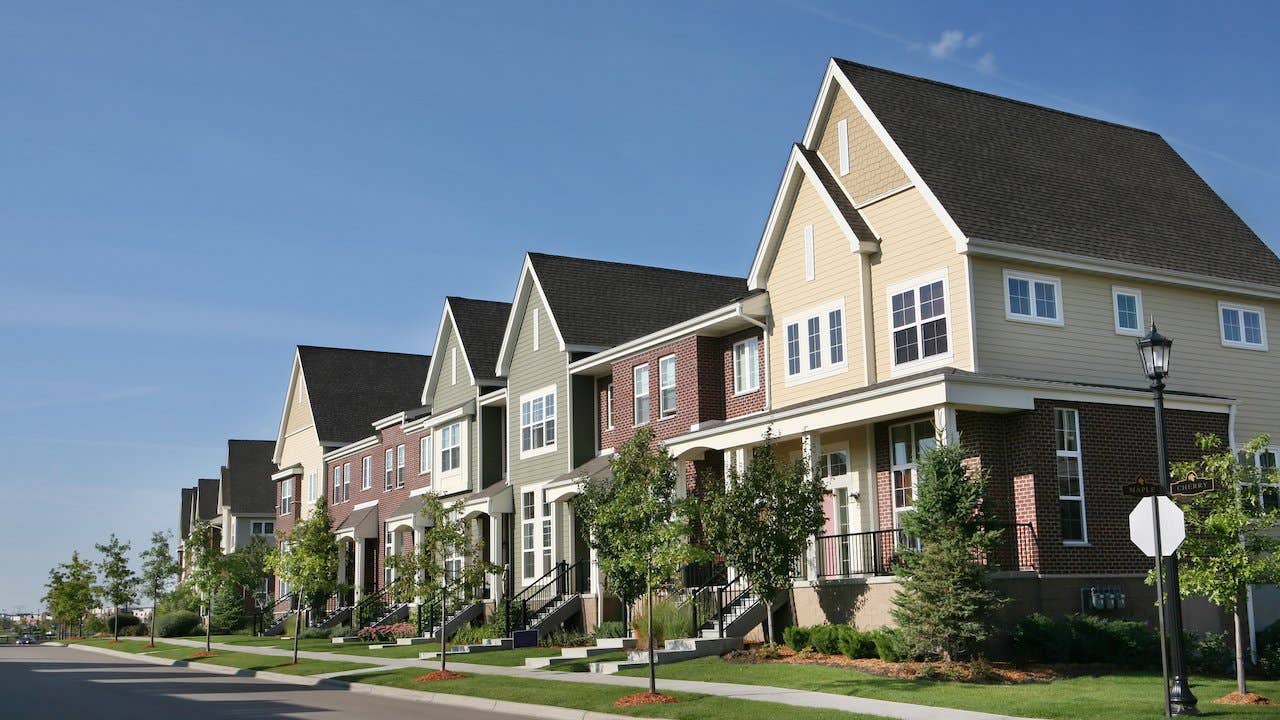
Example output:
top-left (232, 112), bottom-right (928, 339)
top-left (266, 496), bottom-right (339, 663)
top-left (185, 519), bottom-right (224, 652)
top-left (386, 492), bottom-right (495, 673)
top-left (577, 427), bottom-right (702, 695)
top-left (1169, 433), bottom-right (1280, 696)
top-left (43, 552), bottom-right (97, 638)
top-left (138, 530), bottom-right (179, 647)
top-left (224, 535), bottom-right (272, 634)
top-left (891, 440), bottom-right (1006, 661)
top-left (704, 431), bottom-right (826, 647)
top-left (94, 534), bottom-right (137, 641)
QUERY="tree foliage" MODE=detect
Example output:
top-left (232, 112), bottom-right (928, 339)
top-left (138, 530), bottom-right (179, 646)
top-left (185, 518), bottom-right (224, 650)
top-left (890, 440), bottom-right (1005, 661)
top-left (94, 533), bottom-right (137, 641)
top-left (1166, 433), bottom-right (1280, 695)
top-left (43, 551), bottom-right (97, 636)
top-left (385, 493), bottom-right (493, 603)
top-left (704, 431), bottom-right (826, 645)
top-left (266, 497), bottom-right (339, 661)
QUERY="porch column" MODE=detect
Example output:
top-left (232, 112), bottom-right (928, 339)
top-left (488, 513), bottom-right (503, 600)
top-left (802, 432), bottom-right (822, 580)
top-left (590, 541), bottom-right (601, 625)
top-left (353, 541), bottom-right (366, 604)
top-left (934, 406), bottom-right (959, 445)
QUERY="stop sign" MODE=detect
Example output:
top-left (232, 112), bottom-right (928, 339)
top-left (1128, 496), bottom-right (1185, 557)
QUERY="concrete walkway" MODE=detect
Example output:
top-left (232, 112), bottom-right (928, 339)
top-left (139, 637), bottom-right (1042, 720)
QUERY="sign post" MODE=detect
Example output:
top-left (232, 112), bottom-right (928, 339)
top-left (1130, 495), bottom-right (1186, 718)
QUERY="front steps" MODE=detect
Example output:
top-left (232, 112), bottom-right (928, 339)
top-left (418, 636), bottom-right (512, 660)
top-left (590, 636), bottom-right (742, 674)
top-left (523, 637), bottom-right (637, 668)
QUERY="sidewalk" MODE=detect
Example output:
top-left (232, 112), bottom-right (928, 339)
top-left (140, 637), bottom-right (1041, 720)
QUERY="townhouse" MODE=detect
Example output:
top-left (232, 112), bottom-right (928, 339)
top-left (175, 441), bottom-right (278, 587)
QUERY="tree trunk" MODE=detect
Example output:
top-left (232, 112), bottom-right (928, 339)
top-left (293, 604), bottom-right (302, 664)
top-left (441, 556), bottom-right (449, 674)
top-left (205, 600), bottom-right (212, 652)
top-left (763, 598), bottom-right (772, 647)
top-left (151, 592), bottom-right (157, 648)
top-left (1235, 603), bottom-right (1248, 696)
top-left (113, 604), bottom-right (120, 641)
top-left (647, 569), bottom-right (656, 696)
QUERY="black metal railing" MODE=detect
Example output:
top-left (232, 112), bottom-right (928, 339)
top-left (813, 522), bottom-right (1038, 580)
top-left (713, 574), bottom-right (753, 639)
top-left (259, 592), bottom-right (297, 635)
top-left (675, 561), bottom-right (726, 637)
top-left (415, 578), bottom-right (480, 637)
top-left (506, 559), bottom-right (587, 635)
top-left (354, 576), bottom-right (412, 629)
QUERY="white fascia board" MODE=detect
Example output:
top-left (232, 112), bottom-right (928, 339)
top-left (270, 465), bottom-right (303, 481)
top-left (372, 411), bottom-right (406, 431)
top-left (323, 435), bottom-right (380, 462)
top-left (966, 237), bottom-right (1280, 301)
top-left (568, 303), bottom-right (749, 375)
top-left (352, 499), bottom-right (379, 511)
top-left (478, 387), bottom-right (507, 406)
top-left (272, 350), bottom-right (303, 466)
top-left (423, 301), bottom-right (479, 406)
top-left (424, 401), bottom-right (474, 429)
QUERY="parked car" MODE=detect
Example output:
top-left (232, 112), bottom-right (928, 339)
top-left (17, 635), bottom-right (35, 645)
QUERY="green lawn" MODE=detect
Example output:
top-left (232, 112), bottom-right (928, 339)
top-left (441, 646), bottom-right (563, 667)
top-left (541, 650), bottom-right (631, 673)
top-left (112, 644), bottom-right (375, 676)
top-left (74, 638), bottom-right (184, 654)
top-left (353, 668), bottom-right (888, 720)
top-left (618, 656), bottom-right (1280, 720)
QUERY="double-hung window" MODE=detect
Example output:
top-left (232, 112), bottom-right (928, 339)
top-left (785, 324), bottom-right (801, 376)
top-left (361, 456), bottom-right (372, 490)
top-left (520, 389), bottom-right (556, 454)
top-left (521, 491), bottom-right (536, 579)
top-left (396, 444), bottom-right (405, 488)
top-left (251, 520), bottom-right (274, 536)
top-left (1246, 447), bottom-right (1280, 511)
top-left (343, 462), bottom-right (351, 501)
top-left (305, 471), bottom-right (315, 502)
top-left (332, 467), bottom-right (342, 502)
top-left (419, 436), bottom-right (432, 474)
top-left (633, 365), bottom-right (650, 425)
top-left (1004, 270), bottom-right (1062, 325)
top-left (1056, 408), bottom-right (1087, 543)
top-left (1112, 287), bottom-right (1143, 336)
top-left (384, 448), bottom-right (394, 491)
top-left (785, 301), bottom-right (848, 381)
top-left (890, 275), bottom-right (949, 367)
top-left (279, 480), bottom-right (293, 515)
top-left (828, 309), bottom-right (844, 365)
top-left (890, 420), bottom-right (935, 537)
top-left (658, 355), bottom-right (677, 419)
top-left (440, 423), bottom-right (461, 472)
top-left (541, 491), bottom-right (553, 574)
top-left (732, 337), bottom-right (759, 394)
top-left (807, 317), bottom-right (822, 369)
top-left (816, 450), bottom-right (849, 479)
top-left (1219, 302), bottom-right (1267, 350)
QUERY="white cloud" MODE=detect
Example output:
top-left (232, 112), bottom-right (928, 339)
top-left (929, 29), bottom-right (967, 59)
top-left (976, 52), bottom-right (997, 75)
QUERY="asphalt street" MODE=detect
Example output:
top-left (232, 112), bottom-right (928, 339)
top-left (0, 644), bottom-right (530, 719)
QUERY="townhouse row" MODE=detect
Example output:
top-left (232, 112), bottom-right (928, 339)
top-left (176, 58), bottom-right (1280, 645)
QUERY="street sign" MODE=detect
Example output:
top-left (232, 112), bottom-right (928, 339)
top-left (1129, 496), bottom-right (1185, 557)
top-left (1122, 479), bottom-right (1165, 498)
top-left (1170, 471), bottom-right (1216, 497)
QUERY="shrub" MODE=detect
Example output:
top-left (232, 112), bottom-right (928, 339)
top-left (871, 628), bottom-right (909, 662)
top-left (632, 597), bottom-right (691, 647)
top-left (452, 623), bottom-right (501, 645)
top-left (1258, 619), bottom-right (1280, 655)
top-left (489, 602), bottom-right (526, 633)
top-left (1260, 643), bottom-right (1280, 680)
top-left (1183, 631), bottom-right (1232, 676)
top-left (326, 625), bottom-right (353, 639)
top-left (156, 611), bottom-right (202, 638)
top-left (83, 615), bottom-right (107, 635)
top-left (355, 622), bottom-right (417, 643)
top-left (1066, 614), bottom-right (1158, 667)
top-left (157, 583), bottom-right (203, 615)
top-left (1011, 613), bottom-right (1071, 663)
top-left (107, 613), bottom-right (141, 633)
top-left (838, 628), bottom-right (878, 659)
top-left (208, 584), bottom-right (246, 635)
top-left (783, 625), bottom-right (812, 652)
top-left (596, 620), bottom-right (627, 639)
top-left (808, 625), bottom-right (849, 655)
top-left (300, 626), bottom-right (333, 640)
top-left (539, 629), bottom-right (596, 648)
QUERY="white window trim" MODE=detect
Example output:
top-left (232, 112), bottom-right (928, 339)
top-left (1111, 286), bottom-right (1144, 337)
top-left (384, 448), bottom-right (395, 491)
top-left (419, 435), bottom-right (432, 475)
top-left (305, 470), bottom-right (315, 502)
top-left (889, 420), bottom-right (934, 537)
top-left (658, 354), bottom-right (677, 419)
top-left (887, 270), bottom-right (954, 376)
top-left (815, 442), bottom-right (852, 489)
top-left (1218, 300), bottom-right (1268, 351)
top-left (343, 462), bottom-right (352, 501)
top-left (837, 118), bottom-right (850, 176)
top-left (605, 383), bottom-right (614, 430)
top-left (1249, 446), bottom-right (1280, 510)
top-left (732, 337), bottom-right (760, 395)
top-left (633, 364), bottom-right (650, 427)
top-left (1056, 407), bottom-right (1089, 545)
top-left (439, 421), bottom-right (464, 475)
top-left (520, 488), bottom-right (540, 586)
top-left (783, 298), bottom-right (849, 386)
top-left (518, 385), bottom-right (557, 459)
top-left (332, 466), bottom-right (342, 503)
top-left (251, 520), bottom-right (275, 536)
top-left (804, 224), bottom-right (815, 282)
top-left (396, 444), bottom-right (405, 488)
top-left (361, 455), bottom-right (372, 490)
top-left (1003, 269), bottom-right (1065, 326)
top-left (279, 480), bottom-right (293, 515)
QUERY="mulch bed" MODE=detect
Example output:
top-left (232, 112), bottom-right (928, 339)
top-left (725, 646), bottom-right (1056, 684)
top-left (188, 651), bottom-right (214, 658)
top-left (1213, 692), bottom-right (1274, 706)
top-left (615, 692), bottom-right (679, 707)
top-left (414, 670), bottom-right (466, 682)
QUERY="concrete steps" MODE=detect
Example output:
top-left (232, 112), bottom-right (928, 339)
top-left (589, 636), bottom-right (741, 674)
top-left (523, 638), bottom-right (637, 668)
top-left (418, 637), bottom-right (512, 660)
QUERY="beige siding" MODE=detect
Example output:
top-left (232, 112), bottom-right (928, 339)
top-left (507, 286), bottom-right (569, 486)
top-left (429, 319), bottom-right (477, 411)
top-left (284, 374), bottom-right (312, 435)
top-left (816, 87), bottom-right (909, 204)
top-left (864, 188), bottom-right (973, 381)
top-left (766, 176), bottom-right (867, 409)
top-left (277, 424), bottom-right (324, 520)
top-left (972, 258), bottom-right (1280, 440)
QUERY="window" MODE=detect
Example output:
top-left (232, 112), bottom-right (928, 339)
top-left (520, 389), bottom-right (556, 454)
top-left (332, 467), bottom-right (342, 502)
top-left (807, 316), bottom-right (822, 370)
top-left (1112, 287), bottom-right (1143, 336)
top-left (532, 307), bottom-right (540, 351)
top-left (1004, 270), bottom-right (1062, 325)
top-left (1056, 408), bottom-right (1087, 543)
top-left (419, 436), bottom-right (431, 474)
top-left (1219, 302), bottom-right (1267, 350)
top-left (521, 491), bottom-right (535, 579)
top-left (279, 479), bottom-right (293, 515)
top-left (384, 448), bottom-right (394, 491)
top-left (605, 383), bottom-right (614, 430)
top-left (785, 324), bottom-right (800, 376)
top-left (384, 529), bottom-right (394, 587)
top-left (541, 491), bottom-right (552, 574)
top-left (890, 420), bottom-right (935, 533)
top-left (440, 423), bottom-right (462, 472)
top-left (733, 338), bottom-right (759, 394)
top-left (251, 521), bottom-right (274, 536)
top-left (1245, 448), bottom-right (1280, 511)
top-left (633, 365), bottom-right (650, 425)
top-left (837, 118), bottom-right (850, 176)
top-left (659, 355), bottom-right (677, 418)
top-left (305, 471), bottom-right (315, 502)
top-left (342, 463), bottom-right (351, 501)
top-left (829, 309), bottom-right (844, 365)
top-left (834, 487), bottom-right (853, 574)
top-left (890, 276), bottom-right (949, 367)
top-left (362, 456), bottom-right (372, 490)
top-left (396, 445), bottom-right (405, 488)
top-left (804, 225), bottom-right (815, 282)
top-left (816, 450), bottom-right (850, 479)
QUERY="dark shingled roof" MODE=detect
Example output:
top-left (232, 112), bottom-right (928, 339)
top-left (195, 478), bottom-right (220, 521)
top-left (179, 487), bottom-right (195, 538)
top-left (798, 145), bottom-right (877, 244)
top-left (221, 440), bottom-right (277, 514)
top-left (298, 346), bottom-right (431, 445)
top-left (528, 253), bottom-right (749, 348)
top-left (448, 297), bottom-right (512, 383)
top-left (834, 59), bottom-right (1280, 287)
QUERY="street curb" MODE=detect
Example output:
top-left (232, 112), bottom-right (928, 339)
top-left (69, 643), bottom-right (660, 720)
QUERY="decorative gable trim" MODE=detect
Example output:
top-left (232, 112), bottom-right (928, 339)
top-left (272, 350), bottom-right (305, 466)
top-left (495, 255), bottom-right (568, 377)
top-left (423, 300), bottom-right (477, 405)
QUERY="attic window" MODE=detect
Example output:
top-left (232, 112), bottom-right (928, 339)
top-left (804, 225), bottom-right (815, 282)
top-left (837, 118), bottom-right (850, 176)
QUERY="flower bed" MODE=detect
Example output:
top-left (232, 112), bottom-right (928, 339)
top-left (356, 623), bottom-right (417, 643)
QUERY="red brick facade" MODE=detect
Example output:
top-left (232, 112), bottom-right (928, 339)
top-left (274, 473), bottom-right (303, 537)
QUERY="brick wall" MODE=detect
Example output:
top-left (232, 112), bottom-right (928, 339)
top-left (720, 329), bottom-right (765, 419)
top-left (275, 474), bottom-right (302, 537)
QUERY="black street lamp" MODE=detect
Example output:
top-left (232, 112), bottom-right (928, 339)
top-left (1137, 322), bottom-right (1198, 716)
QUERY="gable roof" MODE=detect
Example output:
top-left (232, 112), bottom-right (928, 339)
top-left (296, 346), bottom-right (431, 446)
top-left (219, 440), bottom-right (277, 514)
top-left (179, 487), bottom-right (196, 539)
top-left (195, 478), bottom-right (220, 521)
top-left (449, 297), bottom-right (512, 383)
top-left (829, 59), bottom-right (1280, 288)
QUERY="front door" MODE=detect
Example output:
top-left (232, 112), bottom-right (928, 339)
top-left (363, 538), bottom-right (378, 593)
top-left (342, 542), bottom-right (356, 604)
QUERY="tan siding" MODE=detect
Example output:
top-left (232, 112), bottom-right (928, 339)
top-left (277, 425), bottom-right (324, 520)
top-left (284, 374), bottom-right (313, 435)
top-left (864, 188), bottom-right (972, 381)
top-left (766, 177), bottom-right (866, 409)
top-left (816, 88), bottom-right (909, 204)
top-left (972, 258), bottom-right (1280, 440)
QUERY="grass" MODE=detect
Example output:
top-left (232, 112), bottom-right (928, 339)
top-left (74, 638), bottom-right (184, 654)
top-left (353, 668), bottom-right (888, 720)
top-left (618, 656), bottom-right (1280, 720)
top-left (443, 646), bottom-right (562, 666)
top-left (82, 639), bottom-right (375, 676)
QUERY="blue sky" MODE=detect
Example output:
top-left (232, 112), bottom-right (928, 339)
top-left (1, 1), bottom-right (1277, 611)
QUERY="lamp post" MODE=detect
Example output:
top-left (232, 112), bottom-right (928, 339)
top-left (1137, 322), bottom-right (1198, 716)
